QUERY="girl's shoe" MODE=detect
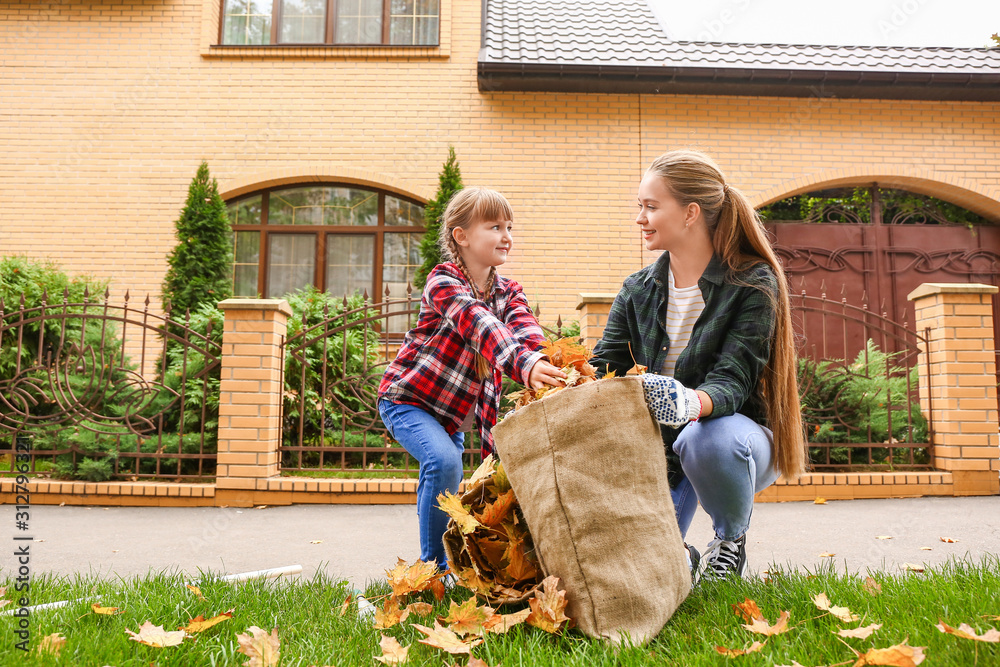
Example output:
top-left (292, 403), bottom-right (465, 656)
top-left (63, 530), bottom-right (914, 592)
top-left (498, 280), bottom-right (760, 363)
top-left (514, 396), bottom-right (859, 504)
top-left (700, 535), bottom-right (747, 579)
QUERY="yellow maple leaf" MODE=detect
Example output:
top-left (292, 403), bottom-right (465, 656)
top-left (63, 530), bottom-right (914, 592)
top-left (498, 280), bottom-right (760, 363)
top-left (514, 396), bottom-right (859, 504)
top-left (468, 454), bottom-right (496, 488)
top-left (936, 621), bottom-right (1000, 643)
top-left (940, 537), bottom-right (959, 543)
top-left (838, 623), bottom-right (882, 639)
top-left (406, 601), bottom-right (434, 617)
top-left (813, 592), bottom-right (860, 622)
top-left (526, 576), bottom-right (572, 634)
top-left (374, 596), bottom-right (408, 630)
top-left (714, 641), bottom-right (765, 656)
top-left (442, 596), bottom-right (492, 636)
top-left (125, 621), bottom-right (188, 648)
top-left (437, 492), bottom-right (482, 535)
top-left (484, 607), bottom-right (532, 635)
top-left (373, 634), bottom-right (409, 665)
top-left (732, 598), bottom-right (764, 622)
top-left (851, 642), bottom-right (925, 666)
top-left (819, 552), bottom-right (836, 558)
top-left (742, 610), bottom-right (791, 636)
top-left (413, 620), bottom-right (482, 654)
top-left (386, 558), bottom-right (444, 597)
top-left (814, 497), bottom-right (828, 505)
top-left (491, 461), bottom-right (511, 493)
top-left (92, 603), bottom-right (123, 615)
top-left (186, 584), bottom-right (206, 600)
top-left (236, 626), bottom-right (280, 667)
top-left (36, 633), bottom-right (66, 656)
top-left (454, 566), bottom-right (493, 596)
top-left (179, 609), bottom-right (234, 633)
top-left (502, 525), bottom-right (538, 582)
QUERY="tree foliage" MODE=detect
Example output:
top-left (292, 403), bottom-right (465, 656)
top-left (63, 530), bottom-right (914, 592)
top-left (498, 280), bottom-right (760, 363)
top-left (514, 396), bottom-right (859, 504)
top-left (414, 146), bottom-right (463, 290)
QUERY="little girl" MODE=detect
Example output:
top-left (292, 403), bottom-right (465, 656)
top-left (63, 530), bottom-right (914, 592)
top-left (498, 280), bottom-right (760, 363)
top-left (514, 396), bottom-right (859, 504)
top-left (378, 187), bottom-right (565, 571)
top-left (590, 150), bottom-right (805, 580)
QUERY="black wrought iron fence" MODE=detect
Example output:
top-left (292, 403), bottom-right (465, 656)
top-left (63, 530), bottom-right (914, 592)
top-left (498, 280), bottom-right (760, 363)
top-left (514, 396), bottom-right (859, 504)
top-left (0, 289), bottom-right (221, 480)
top-left (793, 283), bottom-right (933, 471)
top-left (279, 286), bottom-right (568, 476)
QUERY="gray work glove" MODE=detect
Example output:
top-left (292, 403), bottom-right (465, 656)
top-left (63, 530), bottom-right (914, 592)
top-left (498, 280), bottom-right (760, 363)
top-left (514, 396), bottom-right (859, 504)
top-left (641, 373), bottom-right (702, 427)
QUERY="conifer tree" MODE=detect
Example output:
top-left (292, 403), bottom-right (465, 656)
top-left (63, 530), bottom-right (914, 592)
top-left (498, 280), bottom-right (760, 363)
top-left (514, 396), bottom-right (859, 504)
top-left (415, 147), bottom-right (463, 289)
top-left (162, 161), bottom-right (234, 319)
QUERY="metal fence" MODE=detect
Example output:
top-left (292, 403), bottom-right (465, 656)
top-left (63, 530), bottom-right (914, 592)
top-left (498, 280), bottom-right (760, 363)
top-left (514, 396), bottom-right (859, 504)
top-left (0, 289), bottom-right (221, 479)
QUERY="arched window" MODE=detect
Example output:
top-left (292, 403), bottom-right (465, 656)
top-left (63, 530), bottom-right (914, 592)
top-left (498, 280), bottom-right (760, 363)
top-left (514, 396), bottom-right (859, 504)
top-left (227, 184), bottom-right (425, 300)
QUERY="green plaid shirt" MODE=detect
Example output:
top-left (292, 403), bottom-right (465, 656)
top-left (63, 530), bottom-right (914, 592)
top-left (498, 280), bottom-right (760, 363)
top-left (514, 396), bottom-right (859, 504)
top-left (590, 252), bottom-right (778, 487)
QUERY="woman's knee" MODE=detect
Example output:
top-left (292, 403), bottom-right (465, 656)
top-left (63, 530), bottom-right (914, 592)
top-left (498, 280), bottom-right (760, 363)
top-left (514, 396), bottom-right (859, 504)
top-left (674, 415), bottom-right (762, 468)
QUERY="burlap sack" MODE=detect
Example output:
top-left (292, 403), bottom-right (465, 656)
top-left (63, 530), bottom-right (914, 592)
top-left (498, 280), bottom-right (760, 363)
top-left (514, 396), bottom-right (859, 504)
top-left (492, 376), bottom-right (690, 644)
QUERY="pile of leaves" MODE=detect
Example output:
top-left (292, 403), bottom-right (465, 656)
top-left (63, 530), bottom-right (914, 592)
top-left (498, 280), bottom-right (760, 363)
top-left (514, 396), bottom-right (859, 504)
top-left (437, 455), bottom-right (543, 604)
top-left (364, 559), bottom-right (572, 664)
top-left (507, 338), bottom-right (605, 409)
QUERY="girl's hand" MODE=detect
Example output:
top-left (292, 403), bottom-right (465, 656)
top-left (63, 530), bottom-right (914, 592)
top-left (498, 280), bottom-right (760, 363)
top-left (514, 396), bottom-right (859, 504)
top-left (527, 359), bottom-right (567, 389)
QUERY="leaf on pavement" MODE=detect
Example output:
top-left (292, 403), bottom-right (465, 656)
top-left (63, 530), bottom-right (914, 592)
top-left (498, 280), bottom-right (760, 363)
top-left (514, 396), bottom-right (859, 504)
top-left (125, 621), bottom-right (187, 648)
top-left (413, 620), bottom-right (482, 654)
top-left (939, 537), bottom-right (958, 543)
top-left (902, 563), bottom-right (925, 573)
top-left (814, 498), bottom-right (828, 505)
top-left (441, 596), bottom-right (492, 636)
top-left (819, 552), bottom-right (836, 558)
top-left (92, 603), bottom-right (123, 615)
top-left (863, 577), bottom-right (883, 596)
top-left (236, 626), bottom-right (281, 667)
top-left (851, 643), bottom-right (925, 666)
top-left (374, 596), bottom-right (408, 629)
top-left (838, 624), bottom-right (882, 639)
top-left (714, 641), bottom-right (765, 656)
top-left (437, 492), bottom-right (482, 535)
top-left (732, 598), bottom-right (764, 622)
top-left (36, 633), bottom-right (66, 656)
top-left (876, 536), bottom-right (893, 540)
top-left (526, 576), bottom-right (572, 634)
top-left (180, 609), bottom-right (234, 633)
top-left (742, 610), bottom-right (791, 636)
top-left (373, 635), bottom-right (409, 665)
top-left (813, 592), bottom-right (860, 622)
top-left (484, 607), bottom-right (531, 635)
top-left (935, 621), bottom-right (1000, 643)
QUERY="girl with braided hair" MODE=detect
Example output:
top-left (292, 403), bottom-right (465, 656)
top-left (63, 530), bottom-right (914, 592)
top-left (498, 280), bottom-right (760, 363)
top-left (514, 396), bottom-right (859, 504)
top-left (378, 187), bottom-right (565, 570)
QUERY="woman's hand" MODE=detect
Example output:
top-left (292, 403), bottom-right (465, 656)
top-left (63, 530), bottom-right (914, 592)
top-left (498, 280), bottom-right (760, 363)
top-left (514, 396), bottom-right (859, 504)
top-left (527, 359), bottom-right (567, 389)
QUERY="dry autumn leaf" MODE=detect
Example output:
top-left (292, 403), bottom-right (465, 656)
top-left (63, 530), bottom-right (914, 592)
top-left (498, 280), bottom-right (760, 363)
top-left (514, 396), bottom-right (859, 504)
top-left (437, 492), bottom-right (482, 535)
top-left (236, 626), bottom-right (280, 667)
top-left (940, 537), bottom-right (959, 543)
top-left (441, 596), bottom-right (492, 636)
top-left (851, 642), bottom-right (925, 666)
top-left (876, 536), bottom-right (893, 540)
top-left (455, 566), bottom-right (493, 596)
top-left (475, 489), bottom-right (516, 527)
top-left (466, 659), bottom-right (493, 667)
top-left (373, 634), bottom-right (409, 665)
top-left (742, 610), bottom-right (791, 636)
top-left (186, 584), bottom-right (206, 600)
top-left (406, 602), bottom-right (434, 617)
top-left (338, 593), bottom-right (353, 617)
top-left (374, 596), bottom-right (408, 630)
top-left (813, 592), bottom-right (861, 622)
top-left (125, 621), bottom-right (188, 648)
top-left (935, 621), bottom-right (1000, 643)
top-left (36, 633), bottom-right (66, 656)
top-left (484, 607), bottom-right (532, 635)
top-left (179, 610), bottom-right (234, 633)
top-left (838, 624), bottom-right (883, 639)
top-left (413, 620), bottom-right (482, 654)
top-left (309, 540), bottom-right (323, 544)
top-left (819, 553), bottom-right (836, 558)
top-left (732, 598), bottom-right (764, 622)
top-left (92, 603), bottom-right (123, 615)
top-left (715, 641), bottom-right (765, 657)
top-left (814, 498), bottom-right (828, 505)
top-left (902, 563), bottom-right (925, 573)
top-left (863, 577), bottom-right (883, 596)
top-left (385, 558), bottom-right (445, 598)
top-left (526, 576), bottom-right (572, 633)
top-left (468, 454), bottom-right (497, 488)
top-left (919, 547), bottom-right (932, 551)
top-left (775, 662), bottom-right (808, 667)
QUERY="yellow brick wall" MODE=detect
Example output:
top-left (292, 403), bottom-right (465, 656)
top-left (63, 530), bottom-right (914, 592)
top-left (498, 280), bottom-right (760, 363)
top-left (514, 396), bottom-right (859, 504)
top-left (2, 0), bottom-right (999, 327)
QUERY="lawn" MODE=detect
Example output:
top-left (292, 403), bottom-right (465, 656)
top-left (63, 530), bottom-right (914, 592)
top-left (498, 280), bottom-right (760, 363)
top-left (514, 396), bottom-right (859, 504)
top-left (2, 557), bottom-right (998, 666)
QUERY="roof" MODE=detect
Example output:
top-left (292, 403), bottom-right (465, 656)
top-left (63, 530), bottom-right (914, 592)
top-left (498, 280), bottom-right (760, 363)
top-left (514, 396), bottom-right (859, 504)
top-left (478, 0), bottom-right (1000, 100)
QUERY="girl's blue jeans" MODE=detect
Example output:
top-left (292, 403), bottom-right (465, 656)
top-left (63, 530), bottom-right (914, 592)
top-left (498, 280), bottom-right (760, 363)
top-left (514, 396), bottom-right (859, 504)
top-left (670, 413), bottom-right (779, 542)
top-left (378, 399), bottom-right (465, 569)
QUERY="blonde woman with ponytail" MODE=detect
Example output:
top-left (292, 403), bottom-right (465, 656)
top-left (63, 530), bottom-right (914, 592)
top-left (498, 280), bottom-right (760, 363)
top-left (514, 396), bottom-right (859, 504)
top-left (590, 150), bottom-right (805, 580)
top-left (378, 187), bottom-right (565, 571)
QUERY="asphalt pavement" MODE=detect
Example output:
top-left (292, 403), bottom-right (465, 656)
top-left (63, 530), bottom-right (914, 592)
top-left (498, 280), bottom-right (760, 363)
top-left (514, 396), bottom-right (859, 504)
top-left (3, 495), bottom-right (998, 588)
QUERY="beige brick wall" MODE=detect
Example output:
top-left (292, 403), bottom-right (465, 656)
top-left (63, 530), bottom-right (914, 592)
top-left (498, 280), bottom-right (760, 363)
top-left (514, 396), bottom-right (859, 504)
top-left (1, 0), bottom-right (999, 328)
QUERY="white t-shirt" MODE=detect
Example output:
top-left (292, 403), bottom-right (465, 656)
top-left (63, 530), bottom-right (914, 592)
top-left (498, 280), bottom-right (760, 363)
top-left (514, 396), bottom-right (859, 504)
top-left (662, 269), bottom-right (705, 377)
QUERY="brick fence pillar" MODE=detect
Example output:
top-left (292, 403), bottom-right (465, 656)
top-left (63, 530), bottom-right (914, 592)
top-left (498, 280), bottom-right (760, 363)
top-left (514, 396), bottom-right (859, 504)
top-left (576, 293), bottom-right (616, 349)
top-left (215, 299), bottom-right (291, 499)
top-left (908, 283), bottom-right (1000, 496)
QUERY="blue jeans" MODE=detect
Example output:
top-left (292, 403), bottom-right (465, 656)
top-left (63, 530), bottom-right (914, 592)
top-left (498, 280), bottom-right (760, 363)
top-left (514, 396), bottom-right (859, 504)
top-left (670, 413), bottom-right (779, 542)
top-left (378, 399), bottom-right (465, 569)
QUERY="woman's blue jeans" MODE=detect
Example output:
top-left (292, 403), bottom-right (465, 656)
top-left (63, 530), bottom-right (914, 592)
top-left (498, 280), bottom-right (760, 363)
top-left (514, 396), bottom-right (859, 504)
top-left (670, 413), bottom-right (779, 542)
top-left (378, 399), bottom-right (465, 569)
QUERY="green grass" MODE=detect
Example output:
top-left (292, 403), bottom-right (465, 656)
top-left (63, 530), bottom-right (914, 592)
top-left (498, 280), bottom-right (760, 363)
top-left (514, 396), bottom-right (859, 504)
top-left (2, 558), bottom-right (999, 666)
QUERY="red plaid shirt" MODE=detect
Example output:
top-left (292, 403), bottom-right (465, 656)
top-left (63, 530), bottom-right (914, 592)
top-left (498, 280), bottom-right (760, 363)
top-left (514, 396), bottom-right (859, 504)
top-left (378, 262), bottom-right (546, 454)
